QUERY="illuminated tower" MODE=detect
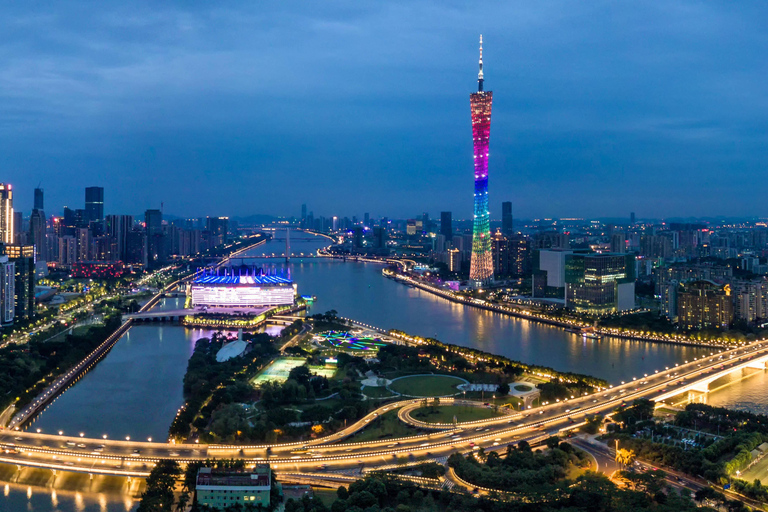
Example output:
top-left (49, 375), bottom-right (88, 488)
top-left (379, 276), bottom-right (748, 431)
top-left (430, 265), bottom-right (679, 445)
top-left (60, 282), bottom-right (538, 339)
top-left (469, 35), bottom-right (493, 285)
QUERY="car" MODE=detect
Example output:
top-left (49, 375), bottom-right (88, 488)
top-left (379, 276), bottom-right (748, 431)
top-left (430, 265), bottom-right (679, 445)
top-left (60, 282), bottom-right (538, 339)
top-left (77, 443), bottom-right (86, 448)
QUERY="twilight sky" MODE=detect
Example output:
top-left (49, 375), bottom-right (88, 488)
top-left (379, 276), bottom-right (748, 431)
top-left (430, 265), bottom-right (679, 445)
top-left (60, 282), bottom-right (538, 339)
top-left (3, 2), bottom-right (768, 220)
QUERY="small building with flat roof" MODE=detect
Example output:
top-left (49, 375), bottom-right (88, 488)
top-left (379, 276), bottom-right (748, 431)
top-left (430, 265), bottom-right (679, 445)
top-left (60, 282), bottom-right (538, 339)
top-left (196, 465), bottom-right (272, 509)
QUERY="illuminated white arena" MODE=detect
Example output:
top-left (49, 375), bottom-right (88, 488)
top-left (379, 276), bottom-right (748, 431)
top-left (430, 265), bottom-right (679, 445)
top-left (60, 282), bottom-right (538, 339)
top-left (189, 273), bottom-right (296, 308)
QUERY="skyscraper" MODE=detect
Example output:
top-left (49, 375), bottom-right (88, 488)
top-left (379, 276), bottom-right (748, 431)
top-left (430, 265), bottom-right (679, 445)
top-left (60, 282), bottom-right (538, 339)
top-left (85, 186), bottom-right (104, 223)
top-left (469, 36), bottom-right (493, 285)
top-left (440, 211), bottom-right (453, 241)
top-left (502, 201), bottom-right (513, 237)
top-left (0, 184), bottom-right (14, 244)
top-left (34, 187), bottom-right (44, 210)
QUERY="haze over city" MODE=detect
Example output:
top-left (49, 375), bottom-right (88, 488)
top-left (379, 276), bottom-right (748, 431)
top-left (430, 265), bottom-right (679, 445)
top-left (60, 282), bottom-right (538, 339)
top-left (5, 2), bottom-right (768, 219)
top-left (7, 3), bottom-right (768, 512)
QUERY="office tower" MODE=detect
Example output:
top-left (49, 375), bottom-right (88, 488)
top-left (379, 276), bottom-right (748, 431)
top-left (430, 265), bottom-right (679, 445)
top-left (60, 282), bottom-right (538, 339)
top-left (630, 212), bottom-right (636, 225)
top-left (4, 245), bottom-right (35, 320)
top-left (372, 226), bottom-right (387, 250)
top-left (469, 36), bottom-right (493, 285)
top-left (29, 209), bottom-right (46, 260)
top-left (0, 184), bottom-right (13, 244)
top-left (126, 229), bottom-right (148, 266)
top-left (564, 253), bottom-right (636, 314)
top-left (13, 211), bottom-right (24, 244)
top-left (145, 209), bottom-right (164, 263)
top-left (106, 214), bottom-right (134, 261)
top-left (0, 256), bottom-right (14, 325)
top-left (301, 204), bottom-right (307, 221)
top-left (502, 201), bottom-right (513, 237)
top-left (34, 187), bottom-right (44, 210)
top-left (440, 211), bottom-right (453, 241)
top-left (85, 186), bottom-right (104, 222)
top-left (364, 212), bottom-right (370, 228)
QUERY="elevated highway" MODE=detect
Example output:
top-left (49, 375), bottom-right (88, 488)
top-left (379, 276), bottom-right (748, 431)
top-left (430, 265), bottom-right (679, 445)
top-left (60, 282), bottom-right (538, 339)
top-left (2, 338), bottom-right (767, 484)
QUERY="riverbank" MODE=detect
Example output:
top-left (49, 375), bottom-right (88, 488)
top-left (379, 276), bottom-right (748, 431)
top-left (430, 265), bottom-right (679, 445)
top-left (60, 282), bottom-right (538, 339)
top-left (382, 268), bottom-right (740, 350)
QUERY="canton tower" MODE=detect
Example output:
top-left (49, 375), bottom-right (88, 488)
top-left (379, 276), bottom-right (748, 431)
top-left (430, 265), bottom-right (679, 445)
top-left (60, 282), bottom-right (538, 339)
top-left (469, 35), bottom-right (494, 285)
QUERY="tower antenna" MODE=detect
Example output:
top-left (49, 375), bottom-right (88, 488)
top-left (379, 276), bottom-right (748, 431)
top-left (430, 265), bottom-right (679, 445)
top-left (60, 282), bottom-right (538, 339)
top-left (478, 34), bottom-right (484, 92)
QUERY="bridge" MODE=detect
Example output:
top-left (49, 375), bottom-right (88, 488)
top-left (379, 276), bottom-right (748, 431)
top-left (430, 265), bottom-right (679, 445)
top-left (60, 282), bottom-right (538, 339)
top-left (655, 351), bottom-right (768, 401)
top-left (124, 308), bottom-right (197, 322)
top-left (2, 338), bottom-right (767, 485)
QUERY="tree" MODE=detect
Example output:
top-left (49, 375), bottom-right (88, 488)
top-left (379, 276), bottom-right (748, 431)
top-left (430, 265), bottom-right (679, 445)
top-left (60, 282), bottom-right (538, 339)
top-left (615, 448), bottom-right (636, 469)
top-left (496, 382), bottom-right (510, 396)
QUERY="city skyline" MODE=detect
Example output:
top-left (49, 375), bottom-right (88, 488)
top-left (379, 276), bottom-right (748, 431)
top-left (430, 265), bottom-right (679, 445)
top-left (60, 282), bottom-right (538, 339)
top-left (3, 3), bottom-right (768, 219)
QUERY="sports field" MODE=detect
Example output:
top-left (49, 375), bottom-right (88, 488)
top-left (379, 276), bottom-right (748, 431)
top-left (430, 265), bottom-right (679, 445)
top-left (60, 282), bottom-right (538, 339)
top-left (251, 357), bottom-right (336, 386)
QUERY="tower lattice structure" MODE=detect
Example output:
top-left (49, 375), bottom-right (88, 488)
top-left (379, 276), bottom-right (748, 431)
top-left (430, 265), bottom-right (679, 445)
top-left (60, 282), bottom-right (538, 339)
top-left (469, 35), bottom-right (493, 284)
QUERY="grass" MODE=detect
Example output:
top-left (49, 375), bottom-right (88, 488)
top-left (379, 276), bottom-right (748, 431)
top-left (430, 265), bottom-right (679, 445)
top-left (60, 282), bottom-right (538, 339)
top-left (362, 386), bottom-right (398, 399)
top-left (411, 404), bottom-right (502, 424)
top-left (347, 410), bottom-right (421, 443)
top-left (388, 375), bottom-right (465, 397)
top-left (312, 488), bottom-right (339, 506)
top-left (514, 384), bottom-right (534, 392)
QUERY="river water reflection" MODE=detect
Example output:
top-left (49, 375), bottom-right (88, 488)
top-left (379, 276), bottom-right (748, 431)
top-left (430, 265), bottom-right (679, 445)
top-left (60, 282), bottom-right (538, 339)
top-left (6, 231), bottom-right (767, 510)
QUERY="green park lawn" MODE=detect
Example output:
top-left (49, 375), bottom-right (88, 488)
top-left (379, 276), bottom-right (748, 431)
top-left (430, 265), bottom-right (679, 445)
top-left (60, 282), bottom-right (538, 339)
top-left (361, 386), bottom-right (398, 399)
top-left (388, 375), bottom-right (465, 397)
top-left (348, 410), bottom-right (421, 443)
top-left (411, 404), bottom-right (502, 424)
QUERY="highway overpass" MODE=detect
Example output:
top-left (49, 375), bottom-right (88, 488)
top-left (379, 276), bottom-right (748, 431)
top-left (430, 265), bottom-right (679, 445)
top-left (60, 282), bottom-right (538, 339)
top-left (2, 337), bottom-right (767, 485)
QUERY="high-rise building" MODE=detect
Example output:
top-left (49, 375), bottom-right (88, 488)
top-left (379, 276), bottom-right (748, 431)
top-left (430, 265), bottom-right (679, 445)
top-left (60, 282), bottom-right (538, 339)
top-left (29, 209), bottom-right (46, 261)
top-left (610, 232), bottom-right (626, 253)
top-left (106, 214), bottom-right (134, 261)
top-left (0, 255), bottom-right (14, 325)
top-left (440, 211), bottom-right (452, 242)
top-left (677, 280), bottom-right (733, 330)
top-left (206, 217), bottom-right (229, 246)
top-left (630, 212), bottom-right (636, 226)
top-left (0, 184), bottom-right (14, 244)
top-left (469, 36), bottom-right (493, 285)
top-left (34, 187), bottom-right (44, 211)
top-left (501, 201), bottom-right (513, 237)
top-left (85, 186), bottom-right (104, 223)
top-left (145, 209), bottom-right (164, 263)
top-left (4, 245), bottom-right (35, 321)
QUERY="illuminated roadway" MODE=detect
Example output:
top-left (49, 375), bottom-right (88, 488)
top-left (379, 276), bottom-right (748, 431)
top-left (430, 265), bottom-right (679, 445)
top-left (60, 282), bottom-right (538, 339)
top-left (2, 339), bottom-right (767, 486)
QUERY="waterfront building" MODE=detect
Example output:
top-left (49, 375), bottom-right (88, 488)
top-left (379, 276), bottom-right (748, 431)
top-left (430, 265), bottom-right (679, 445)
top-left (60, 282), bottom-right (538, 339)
top-left (677, 280), bottom-right (733, 330)
top-left (532, 249), bottom-right (573, 299)
top-left (502, 201), bottom-right (513, 237)
top-left (0, 255), bottom-right (14, 325)
top-left (564, 252), bottom-right (636, 314)
top-left (126, 228), bottom-right (148, 266)
top-left (0, 183), bottom-right (13, 244)
top-left (189, 269), bottom-right (296, 309)
top-left (196, 465), bottom-right (272, 509)
top-left (84, 186), bottom-right (104, 223)
top-left (469, 35), bottom-right (494, 285)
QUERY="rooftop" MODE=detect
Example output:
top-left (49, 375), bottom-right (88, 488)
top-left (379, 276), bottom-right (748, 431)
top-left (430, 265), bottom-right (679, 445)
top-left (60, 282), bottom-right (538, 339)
top-left (193, 275), bottom-right (292, 285)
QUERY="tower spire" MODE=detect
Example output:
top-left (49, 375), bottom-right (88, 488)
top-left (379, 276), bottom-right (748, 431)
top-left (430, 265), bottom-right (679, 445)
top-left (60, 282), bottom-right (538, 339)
top-left (478, 34), bottom-right (484, 92)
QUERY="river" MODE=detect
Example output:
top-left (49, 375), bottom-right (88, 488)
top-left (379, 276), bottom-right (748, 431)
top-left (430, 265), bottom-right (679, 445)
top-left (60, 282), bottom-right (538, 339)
top-left (5, 231), bottom-right (767, 510)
